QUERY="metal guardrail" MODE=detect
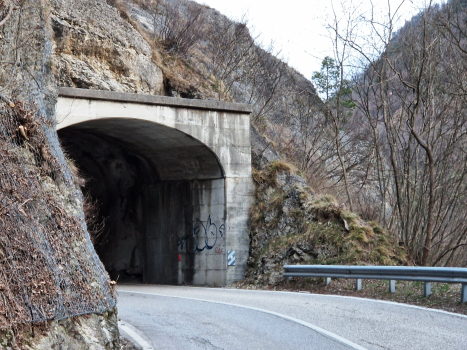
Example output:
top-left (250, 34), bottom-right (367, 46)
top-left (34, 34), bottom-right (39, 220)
top-left (283, 265), bottom-right (467, 303)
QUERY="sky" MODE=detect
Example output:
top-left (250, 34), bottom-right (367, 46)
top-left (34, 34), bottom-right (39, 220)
top-left (195, 0), bottom-right (445, 80)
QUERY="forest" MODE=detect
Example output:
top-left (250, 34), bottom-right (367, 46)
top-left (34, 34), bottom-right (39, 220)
top-left (303, 0), bottom-right (467, 267)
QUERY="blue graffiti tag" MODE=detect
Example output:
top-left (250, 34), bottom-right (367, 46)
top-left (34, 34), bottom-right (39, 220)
top-left (177, 216), bottom-right (225, 254)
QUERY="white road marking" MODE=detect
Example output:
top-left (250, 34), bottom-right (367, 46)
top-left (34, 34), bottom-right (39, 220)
top-left (118, 320), bottom-right (155, 350)
top-left (119, 290), bottom-right (367, 350)
top-left (219, 287), bottom-right (467, 320)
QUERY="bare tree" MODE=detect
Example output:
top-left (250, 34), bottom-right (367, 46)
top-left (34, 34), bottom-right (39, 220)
top-left (152, 0), bottom-right (205, 57)
top-left (330, 0), bottom-right (467, 265)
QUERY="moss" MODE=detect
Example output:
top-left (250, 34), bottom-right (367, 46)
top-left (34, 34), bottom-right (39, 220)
top-left (370, 222), bottom-right (384, 235)
top-left (349, 228), bottom-right (369, 243)
top-left (312, 194), bottom-right (336, 206)
top-left (379, 233), bottom-right (391, 243)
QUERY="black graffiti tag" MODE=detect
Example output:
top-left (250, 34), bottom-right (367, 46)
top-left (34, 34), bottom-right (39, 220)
top-left (177, 216), bottom-right (225, 254)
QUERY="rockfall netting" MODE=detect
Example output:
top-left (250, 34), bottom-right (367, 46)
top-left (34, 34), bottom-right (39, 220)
top-left (0, 101), bottom-right (116, 329)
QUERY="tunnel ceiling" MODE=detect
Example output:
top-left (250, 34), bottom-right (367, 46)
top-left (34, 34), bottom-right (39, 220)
top-left (58, 118), bottom-right (224, 181)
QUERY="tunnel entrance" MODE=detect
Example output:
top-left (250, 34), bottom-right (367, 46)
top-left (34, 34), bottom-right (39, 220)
top-left (58, 118), bottom-right (227, 286)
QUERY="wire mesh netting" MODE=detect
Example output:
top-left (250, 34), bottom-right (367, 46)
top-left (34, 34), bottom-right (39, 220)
top-left (0, 101), bottom-right (115, 329)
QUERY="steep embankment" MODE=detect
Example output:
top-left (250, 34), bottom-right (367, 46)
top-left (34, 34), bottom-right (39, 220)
top-left (0, 0), bottom-right (138, 347)
top-left (245, 130), bottom-right (407, 286)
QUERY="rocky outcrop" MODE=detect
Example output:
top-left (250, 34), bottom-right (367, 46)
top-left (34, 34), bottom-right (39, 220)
top-left (50, 0), bottom-right (164, 94)
top-left (25, 309), bottom-right (120, 350)
top-left (245, 157), bottom-right (407, 286)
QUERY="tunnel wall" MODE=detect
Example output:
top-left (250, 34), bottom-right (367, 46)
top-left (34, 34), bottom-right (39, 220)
top-left (145, 179), bottom-right (226, 286)
top-left (56, 88), bottom-right (253, 286)
top-left (58, 130), bottom-right (153, 283)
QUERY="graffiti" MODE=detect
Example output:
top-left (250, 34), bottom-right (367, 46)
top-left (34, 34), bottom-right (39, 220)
top-left (215, 247), bottom-right (224, 255)
top-left (177, 215), bottom-right (225, 254)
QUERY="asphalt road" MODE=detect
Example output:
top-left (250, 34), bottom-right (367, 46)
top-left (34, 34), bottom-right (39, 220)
top-left (116, 285), bottom-right (467, 350)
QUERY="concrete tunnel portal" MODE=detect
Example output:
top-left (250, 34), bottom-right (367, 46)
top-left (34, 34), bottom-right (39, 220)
top-left (56, 88), bottom-right (254, 287)
top-left (59, 119), bottom-right (226, 285)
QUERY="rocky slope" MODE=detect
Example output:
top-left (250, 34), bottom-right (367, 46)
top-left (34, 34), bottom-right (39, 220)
top-left (51, 0), bottom-right (164, 94)
top-left (0, 0), bottom-right (125, 347)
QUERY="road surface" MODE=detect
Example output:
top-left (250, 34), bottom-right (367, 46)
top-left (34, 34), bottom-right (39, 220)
top-left (116, 285), bottom-right (467, 350)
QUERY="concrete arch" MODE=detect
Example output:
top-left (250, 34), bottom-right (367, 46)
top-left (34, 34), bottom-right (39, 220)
top-left (56, 88), bottom-right (254, 286)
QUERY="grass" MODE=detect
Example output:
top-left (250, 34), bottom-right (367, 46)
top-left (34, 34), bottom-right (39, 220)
top-left (252, 160), bottom-right (295, 188)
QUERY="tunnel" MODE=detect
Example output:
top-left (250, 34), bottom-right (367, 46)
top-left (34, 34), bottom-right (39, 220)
top-left (58, 118), bottom-right (227, 286)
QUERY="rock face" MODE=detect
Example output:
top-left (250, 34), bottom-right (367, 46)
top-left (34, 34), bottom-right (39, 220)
top-left (246, 160), bottom-right (316, 286)
top-left (0, 0), bottom-right (120, 347)
top-left (50, 0), bottom-right (164, 94)
top-left (25, 309), bottom-right (120, 350)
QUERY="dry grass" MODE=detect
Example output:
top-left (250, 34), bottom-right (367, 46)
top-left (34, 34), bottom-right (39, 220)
top-left (297, 194), bottom-right (407, 266)
top-left (0, 101), bottom-right (114, 330)
top-left (252, 160), bottom-right (295, 188)
top-left (247, 160), bottom-right (409, 288)
top-left (255, 278), bottom-right (467, 316)
top-left (107, 0), bottom-right (218, 99)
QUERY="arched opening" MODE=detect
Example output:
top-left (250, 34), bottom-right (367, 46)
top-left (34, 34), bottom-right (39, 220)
top-left (58, 118), bottom-right (226, 286)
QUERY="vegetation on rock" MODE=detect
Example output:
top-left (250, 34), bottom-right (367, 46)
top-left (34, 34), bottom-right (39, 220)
top-left (247, 161), bottom-right (407, 286)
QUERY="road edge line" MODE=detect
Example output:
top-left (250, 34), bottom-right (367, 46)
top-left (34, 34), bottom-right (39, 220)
top-left (221, 288), bottom-right (467, 320)
top-left (118, 320), bottom-right (155, 350)
top-left (119, 290), bottom-right (367, 350)
top-left (128, 285), bottom-right (467, 320)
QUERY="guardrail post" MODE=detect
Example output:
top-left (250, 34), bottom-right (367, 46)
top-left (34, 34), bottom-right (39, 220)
top-left (355, 279), bottom-right (362, 291)
top-left (282, 265), bottom-right (467, 301)
top-left (424, 282), bottom-right (431, 298)
top-left (389, 280), bottom-right (396, 293)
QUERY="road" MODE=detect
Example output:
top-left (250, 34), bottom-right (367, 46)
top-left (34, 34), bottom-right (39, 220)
top-left (116, 285), bottom-right (467, 350)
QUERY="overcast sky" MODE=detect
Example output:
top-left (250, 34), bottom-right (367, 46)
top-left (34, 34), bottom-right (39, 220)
top-left (195, 0), bottom-right (445, 80)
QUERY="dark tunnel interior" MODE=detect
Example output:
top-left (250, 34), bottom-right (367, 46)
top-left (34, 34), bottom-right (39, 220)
top-left (58, 119), bottom-right (226, 285)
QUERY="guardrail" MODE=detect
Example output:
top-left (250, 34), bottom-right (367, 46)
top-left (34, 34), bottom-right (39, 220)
top-left (283, 265), bottom-right (467, 303)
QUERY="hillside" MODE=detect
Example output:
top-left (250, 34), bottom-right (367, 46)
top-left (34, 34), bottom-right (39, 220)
top-left (100, 0), bottom-right (410, 285)
top-left (2, 0), bottom-right (462, 347)
top-left (324, 0), bottom-right (467, 267)
top-left (52, 0), bottom-right (414, 284)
